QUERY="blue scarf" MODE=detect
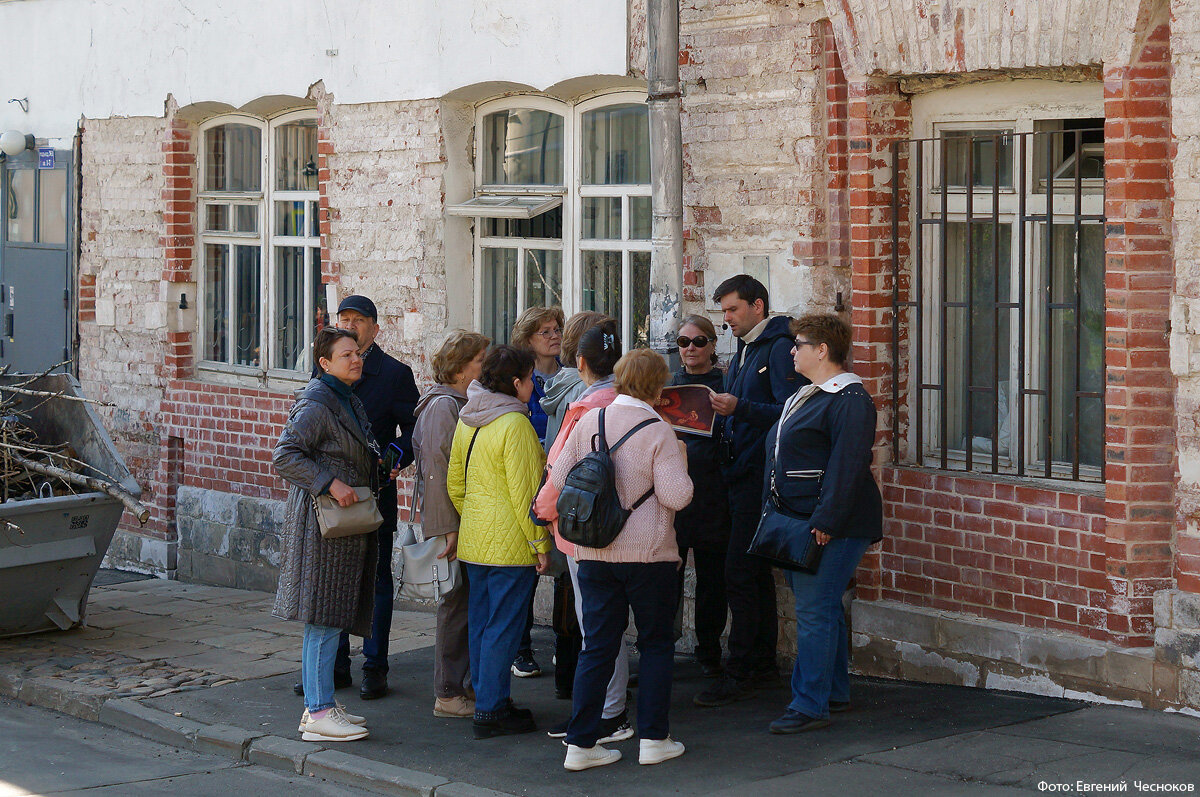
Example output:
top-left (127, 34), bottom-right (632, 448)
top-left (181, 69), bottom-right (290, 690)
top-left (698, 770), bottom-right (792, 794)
top-left (320, 373), bottom-right (364, 435)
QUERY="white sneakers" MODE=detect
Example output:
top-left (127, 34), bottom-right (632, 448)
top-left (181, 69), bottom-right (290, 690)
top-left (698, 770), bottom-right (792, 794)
top-left (298, 702), bottom-right (365, 731)
top-left (563, 737), bottom-right (685, 771)
top-left (300, 706), bottom-right (369, 742)
top-left (639, 737), bottom-right (685, 766)
top-left (564, 744), bottom-right (622, 771)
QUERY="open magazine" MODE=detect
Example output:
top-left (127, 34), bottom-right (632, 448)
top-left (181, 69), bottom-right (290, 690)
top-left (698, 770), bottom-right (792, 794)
top-left (656, 384), bottom-right (717, 437)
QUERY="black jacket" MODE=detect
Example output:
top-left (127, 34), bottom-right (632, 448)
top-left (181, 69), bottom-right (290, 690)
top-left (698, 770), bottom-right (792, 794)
top-left (720, 315), bottom-right (805, 484)
top-left (355, 344), bottom-right (419, 472)
top-left (763, 381), bottom-right (883, 541)
top-left (670, 367), bottom-right (730, 550)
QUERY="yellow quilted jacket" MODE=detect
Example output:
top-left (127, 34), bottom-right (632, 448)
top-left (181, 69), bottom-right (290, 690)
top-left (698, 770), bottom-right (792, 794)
top-left (447, 407), bottom-right (549, 566)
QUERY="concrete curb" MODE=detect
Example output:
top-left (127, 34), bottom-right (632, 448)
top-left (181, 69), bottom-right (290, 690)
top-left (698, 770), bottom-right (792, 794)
top-left (0, 668), bottom-right (519, 796)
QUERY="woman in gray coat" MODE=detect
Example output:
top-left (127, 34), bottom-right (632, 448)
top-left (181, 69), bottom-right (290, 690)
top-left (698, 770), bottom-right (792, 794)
top-left (273, 327), bottom-right (379, 744)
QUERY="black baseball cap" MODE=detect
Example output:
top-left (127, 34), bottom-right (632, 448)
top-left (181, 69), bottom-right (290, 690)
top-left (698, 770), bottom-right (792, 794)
top-left (336, 295), bottom-right (377, 321)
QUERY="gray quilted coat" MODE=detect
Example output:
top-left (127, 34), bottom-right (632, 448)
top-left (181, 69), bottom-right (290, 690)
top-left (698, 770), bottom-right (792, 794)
top-left (272, 378), bottom-right (379, 637)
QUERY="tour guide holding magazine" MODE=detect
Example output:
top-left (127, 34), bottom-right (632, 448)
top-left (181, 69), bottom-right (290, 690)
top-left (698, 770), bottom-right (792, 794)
top-left (696, 275), bottom-right (804, 708)
top-left (762, 313), bottom-right (882, 734)
top-left (669, 314), bottom-right (731, 678)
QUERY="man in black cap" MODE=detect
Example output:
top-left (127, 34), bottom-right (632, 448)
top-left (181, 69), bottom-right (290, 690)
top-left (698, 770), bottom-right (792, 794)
top-left (294, 294), bottom-right (419, 700)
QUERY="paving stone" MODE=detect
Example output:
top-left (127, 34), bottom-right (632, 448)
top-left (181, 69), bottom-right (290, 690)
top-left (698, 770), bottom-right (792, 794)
top-left (247, 735), bottom-right (325, 774)
top-left (303, 750), bottom-right (450, 797)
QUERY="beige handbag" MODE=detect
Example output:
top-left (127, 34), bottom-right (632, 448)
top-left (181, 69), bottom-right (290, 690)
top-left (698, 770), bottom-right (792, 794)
top-left (313, 486), bottom-right (383, 538)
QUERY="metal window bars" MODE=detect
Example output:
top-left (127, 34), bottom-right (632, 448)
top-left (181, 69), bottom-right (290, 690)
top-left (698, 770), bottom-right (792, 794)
top-left (890, 128), bottom-right (1105, 483)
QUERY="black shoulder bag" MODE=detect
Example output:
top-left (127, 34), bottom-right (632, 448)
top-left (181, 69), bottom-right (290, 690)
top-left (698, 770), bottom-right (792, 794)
top-left (746, 393), bottom-right (824, 573)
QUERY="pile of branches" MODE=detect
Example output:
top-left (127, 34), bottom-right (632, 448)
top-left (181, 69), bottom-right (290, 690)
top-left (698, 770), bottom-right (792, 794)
top-left (0, 363), bottom-right (149, 525)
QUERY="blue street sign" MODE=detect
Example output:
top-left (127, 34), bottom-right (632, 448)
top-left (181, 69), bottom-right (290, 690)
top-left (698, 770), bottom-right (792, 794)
top-left (38, 148), bottom-right (54, 169)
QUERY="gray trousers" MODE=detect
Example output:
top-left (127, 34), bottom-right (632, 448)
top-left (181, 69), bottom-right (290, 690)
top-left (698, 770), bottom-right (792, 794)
top-left (434, 564), bottom-right (471, 699)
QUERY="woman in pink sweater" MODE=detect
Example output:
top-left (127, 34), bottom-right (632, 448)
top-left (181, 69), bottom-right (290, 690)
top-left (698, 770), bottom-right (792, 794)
top-left (549, 348), bottom-right (694, 772)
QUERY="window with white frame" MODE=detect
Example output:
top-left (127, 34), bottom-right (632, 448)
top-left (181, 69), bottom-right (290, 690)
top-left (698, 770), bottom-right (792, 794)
top-left (199, 111), bottom-right (326, 376)
top-left (903, 83), bottom-right (1105, 482)
top-left (457, 92), bottom-right (652, 348)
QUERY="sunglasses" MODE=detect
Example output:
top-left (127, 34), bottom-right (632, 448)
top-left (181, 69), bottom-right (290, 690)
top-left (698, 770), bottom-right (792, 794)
top-left (676, 335), bottom-right (711, 349)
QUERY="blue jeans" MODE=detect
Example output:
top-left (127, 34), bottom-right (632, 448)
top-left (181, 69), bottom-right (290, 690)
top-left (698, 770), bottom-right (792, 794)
top-left (568, 561), bottom-right (678, 747)
top-left (302, 623), bottom-right (343, 712)
top-left (337, 516), bottom-right (396, 674)
top-left (466, 563), bottom-right (538, 715)
top-left (784, 537), bottom-right (871, 719)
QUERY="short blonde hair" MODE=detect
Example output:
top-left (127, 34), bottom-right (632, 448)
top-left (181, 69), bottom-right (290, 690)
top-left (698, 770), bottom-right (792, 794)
top-left (614, 348), bottom-right (670, 402)
top-left (510, 306), bottom-right (565, 350)
top-left (432, 330), bottom-right (491, 385)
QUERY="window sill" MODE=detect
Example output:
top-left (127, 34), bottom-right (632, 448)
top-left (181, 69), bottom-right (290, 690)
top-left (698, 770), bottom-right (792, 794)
top-left (193, 362), bottom-right (309, 394)
top-left (890, 462), bottom-right (1106, 496)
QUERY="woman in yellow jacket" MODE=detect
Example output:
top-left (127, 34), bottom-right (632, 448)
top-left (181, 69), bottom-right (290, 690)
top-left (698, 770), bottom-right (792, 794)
top-left (448, 344), bottom-right (550, 739)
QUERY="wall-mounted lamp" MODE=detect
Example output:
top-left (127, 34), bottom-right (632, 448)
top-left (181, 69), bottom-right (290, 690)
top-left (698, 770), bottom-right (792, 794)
top-left (0, 131), bottom-right (35, 158)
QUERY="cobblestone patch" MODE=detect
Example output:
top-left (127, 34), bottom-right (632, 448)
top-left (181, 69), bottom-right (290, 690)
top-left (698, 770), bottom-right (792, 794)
top-left (0, 579), bottom-right (435, 708)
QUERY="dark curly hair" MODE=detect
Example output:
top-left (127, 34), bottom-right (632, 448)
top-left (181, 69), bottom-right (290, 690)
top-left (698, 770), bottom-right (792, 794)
top-left (479, 344), bottom-right (536, 397)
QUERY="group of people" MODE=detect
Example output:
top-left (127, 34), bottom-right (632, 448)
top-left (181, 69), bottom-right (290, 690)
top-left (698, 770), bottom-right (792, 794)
top-left (269, 274), bottom-right (884, 771)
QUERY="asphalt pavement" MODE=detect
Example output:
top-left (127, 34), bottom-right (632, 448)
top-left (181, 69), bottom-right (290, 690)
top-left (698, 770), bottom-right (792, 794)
top-left (2, 576), bottom-right (1199, 795)
top-left (0, 695), bottom-right (376, 796)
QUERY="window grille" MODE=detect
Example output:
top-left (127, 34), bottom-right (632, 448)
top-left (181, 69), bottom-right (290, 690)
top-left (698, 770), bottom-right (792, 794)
top-left (890, 125), bottom-right (1105, 482)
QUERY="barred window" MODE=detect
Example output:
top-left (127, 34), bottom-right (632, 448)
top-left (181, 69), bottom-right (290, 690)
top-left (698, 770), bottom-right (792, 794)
top-left (897, 90), bottom-right (1105, 482)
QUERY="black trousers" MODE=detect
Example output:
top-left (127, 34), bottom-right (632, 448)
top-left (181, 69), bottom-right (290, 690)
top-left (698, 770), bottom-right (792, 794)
top-left (724, 480), bottom-right (777, 679)
top-left (677, 546), bottom-right (728, 666)
top-left (568, 561), bottom-right (678, 747)
top-left (336, 487), bottom-right (397, 674)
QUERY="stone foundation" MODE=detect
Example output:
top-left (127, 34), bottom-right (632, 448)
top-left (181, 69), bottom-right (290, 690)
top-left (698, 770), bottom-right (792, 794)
top-left (851, 598), bottom-right (1180, 709)
top-left (174, 486), bottom-right (285, 593)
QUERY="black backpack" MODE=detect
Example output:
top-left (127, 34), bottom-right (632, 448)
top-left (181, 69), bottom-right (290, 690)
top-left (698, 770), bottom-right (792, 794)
top-left (556, 408), bottom-right (660, 549)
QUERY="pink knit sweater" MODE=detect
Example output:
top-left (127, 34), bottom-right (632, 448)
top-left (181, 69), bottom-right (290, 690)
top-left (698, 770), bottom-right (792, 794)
top-left (550, 398), bottom-right (694, 564)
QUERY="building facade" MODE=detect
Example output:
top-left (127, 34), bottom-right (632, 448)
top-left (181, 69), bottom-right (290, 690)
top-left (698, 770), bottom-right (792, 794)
top-left (2, 0), bottom-right (1197, 711)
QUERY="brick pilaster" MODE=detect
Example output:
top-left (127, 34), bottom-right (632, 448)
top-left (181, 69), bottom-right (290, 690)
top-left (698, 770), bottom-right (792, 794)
top-left (846, 76), bottom-right (912, 602)
top-left (1102, 21), bottom-right (1177, 640)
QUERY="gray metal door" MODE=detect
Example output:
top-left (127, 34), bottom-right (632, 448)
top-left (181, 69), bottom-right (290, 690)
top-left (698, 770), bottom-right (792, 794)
top-left (1, 148), bottom-right (71, 373)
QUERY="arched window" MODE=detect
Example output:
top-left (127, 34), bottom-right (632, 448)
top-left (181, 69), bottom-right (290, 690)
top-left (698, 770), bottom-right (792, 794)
top-left (458, 92), bottom-right (650, 347)
top-left (199, 111), bottom-right (325, 375)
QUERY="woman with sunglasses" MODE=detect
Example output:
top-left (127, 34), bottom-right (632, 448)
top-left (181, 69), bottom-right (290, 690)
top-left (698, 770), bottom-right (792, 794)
top-left (669, 315), bottom-right (731, 678)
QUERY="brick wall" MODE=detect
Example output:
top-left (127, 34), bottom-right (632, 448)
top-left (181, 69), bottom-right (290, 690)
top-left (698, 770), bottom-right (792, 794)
top-left (1101, 18), bottom-right (1176, 640)
top-left (835, 4), bottom-right (1178, 649)
top-left (678, 0), bottom-right (842, 317)
top-left (78, 114), bottom-right (171, 540)
top-left (1170, 0), bottom-right (1200, 595)
top-left (322, 99), bottom-right (448, 375)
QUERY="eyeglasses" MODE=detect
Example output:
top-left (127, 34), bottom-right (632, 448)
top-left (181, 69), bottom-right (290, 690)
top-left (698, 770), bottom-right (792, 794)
top-left (536, 327), bottom-right (563, 339)
top-left (676, 335), bottom-right (711, 349)
top-left (794, 338), bottom-right (817, 348)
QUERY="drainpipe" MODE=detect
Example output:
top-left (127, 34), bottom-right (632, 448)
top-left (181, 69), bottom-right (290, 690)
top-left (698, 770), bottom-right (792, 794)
top-left (647, 0), bottom-right (683, 360)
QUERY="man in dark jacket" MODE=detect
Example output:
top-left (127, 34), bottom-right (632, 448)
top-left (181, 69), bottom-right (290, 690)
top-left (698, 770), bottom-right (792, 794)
top-left (294, 294), bottom-right (419, 701)
top-left (695, 275), bottom-right (804, 708)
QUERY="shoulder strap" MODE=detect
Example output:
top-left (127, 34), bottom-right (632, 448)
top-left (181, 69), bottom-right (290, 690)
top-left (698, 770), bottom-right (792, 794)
top-left (465, 427), bottom-right (481, 475)
top-left (609, 417), bottom-right (660, 456)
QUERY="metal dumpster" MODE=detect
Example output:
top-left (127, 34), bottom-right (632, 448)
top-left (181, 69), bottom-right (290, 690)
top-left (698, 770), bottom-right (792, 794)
top-left (0, 373), bottom-right (142, 637)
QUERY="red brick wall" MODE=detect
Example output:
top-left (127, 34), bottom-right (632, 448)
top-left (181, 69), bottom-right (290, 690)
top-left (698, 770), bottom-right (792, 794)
top-left (1101, 22), bottom-right (1178, 627)
top-left (836, 18), bottom-right (1176, 647)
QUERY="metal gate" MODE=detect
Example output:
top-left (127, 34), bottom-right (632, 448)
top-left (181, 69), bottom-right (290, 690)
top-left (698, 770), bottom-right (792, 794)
top-left (1, 147), bottom-right (72, 373)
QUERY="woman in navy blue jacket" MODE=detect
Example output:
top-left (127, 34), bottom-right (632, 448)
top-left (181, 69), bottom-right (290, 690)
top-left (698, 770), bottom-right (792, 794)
top-left (763, 314), bottom-right (882, 735)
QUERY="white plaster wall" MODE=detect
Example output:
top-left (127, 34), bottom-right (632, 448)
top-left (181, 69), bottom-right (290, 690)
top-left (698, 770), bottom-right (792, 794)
top-left (0, 0), bottom-right (628, 140)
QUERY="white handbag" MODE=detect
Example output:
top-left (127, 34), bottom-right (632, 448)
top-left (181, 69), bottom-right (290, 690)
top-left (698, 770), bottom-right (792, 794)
top-left (397, 524), bottom-right (460, 602)
top-left (397, 422), bottom-right (477, 602)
